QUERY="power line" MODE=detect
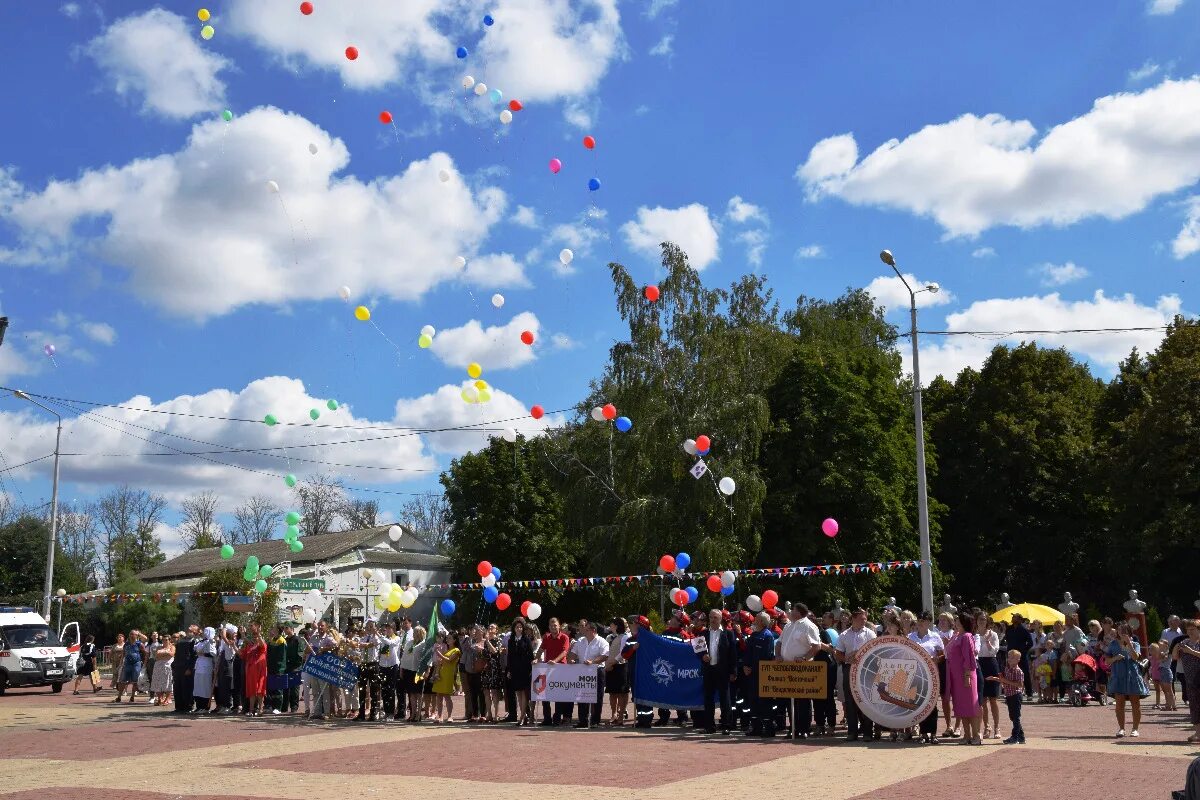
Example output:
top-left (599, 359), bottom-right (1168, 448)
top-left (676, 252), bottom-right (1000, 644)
top-left (897, 325), bottom-right (1171, 338)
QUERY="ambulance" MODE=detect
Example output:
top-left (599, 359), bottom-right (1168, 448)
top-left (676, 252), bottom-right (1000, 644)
top-left (0, 606), bottom-right (79, 694)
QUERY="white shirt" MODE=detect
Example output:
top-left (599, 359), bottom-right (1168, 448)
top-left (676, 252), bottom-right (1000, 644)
top-left (1162, 627), bottom-right (1182, 642)
top-left (378, 635), bottom-right (401, 668)
top-left (707, 630), bottom-right (721, 665)
top-left (399, 633), bottom-right (420, 671)
top-left (835, 626), bottom-right (876, 659)
top-left (908, 630), bottom-right (944, 658)
top-left (779, 617), bottom-right (821, 661)
top-left (359, 632), bottom-right (380, 663)
top-left (977, 630), bottom-right (1000, 657)
top-left (571, 635), bottom-right (609, 665)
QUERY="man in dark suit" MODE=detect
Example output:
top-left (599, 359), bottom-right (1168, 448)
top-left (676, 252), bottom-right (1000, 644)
top-left (700, 609), bottom-right (737, 735)
top-left (173, 625), bottom-right (198, 713)
top-left (1005, 613), bottom-right (1035, 698)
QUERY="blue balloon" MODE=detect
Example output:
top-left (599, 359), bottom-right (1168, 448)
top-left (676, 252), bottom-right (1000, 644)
top-left (721, 584), bottom-right (735, 596)
top-left (488, 88), bottom-right (503, 104)
top-left (491, 566), bottom-right (501, 579)
top-left (676, 552), bottom-right (691, 570)
top-left (483, 14), bottom-right (494, 25)
top-left (614, 415), bottom-right (632, 432)
top-left (456, 46), bottom-right (468, 59)
top-left (685, 586), bottom-right (699, 603)
top-left (483, 586), bottom-right (499, 603)
top-left (697, 448), bottom-right (709, 457)
top-left (588, 177), bottom-right (601, 191)
top-left (440, 599), bottom-right (456, 616)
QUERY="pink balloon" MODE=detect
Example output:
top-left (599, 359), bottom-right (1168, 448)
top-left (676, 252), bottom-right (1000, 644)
top-left (548, 158), bottom-right (562, 174)
top-left (821, 518), bottom-right (839, 537)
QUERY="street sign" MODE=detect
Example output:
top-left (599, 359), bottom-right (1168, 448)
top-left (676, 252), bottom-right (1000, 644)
top-left (279, 578), bottom-right (325, 591)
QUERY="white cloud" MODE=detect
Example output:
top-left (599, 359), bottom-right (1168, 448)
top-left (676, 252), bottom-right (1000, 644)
top-left (1148, 0), bottom-right (1183, 14)
top-left (1128, 60), bottom-right (1161, 83)
top-left (60, 2), bottom-right (80, 18)
top-left (621, 203), bottom-right (720, 270)
top-left (735, 229), bottom-right (768, 267)
top-left (50, 313), bottom-right (118, 346)
top-left (392, 382), bottom-right (559, 455)
top-left (794, 244), bottom-right (825, 259)
top-left (0, 107), bottom-right (510, 319)
top-left (85, 9), bottom-right (230, 119)
top-left (726, 195), bottom-right (769, 225)
top-left (512, 205), bottom-right (540, 228)
top-left (797, 78), bottom-right (1200, 237)
top-left (0, 344), bottom-right (37, 383)
top-left (429, 312), bottom-right (540, 371)
top-left (971, 246), bottom-right (997, 259)
top-left (461, 253), bottom-right (530, 289)
top-left (634, 104), bottom-right (650, 116)
top-left (865, 273), bottom-right (953, 315)
top-left (649, 34), bottom-right (673, 57)
top-left (537, 209), bottom-right (610, 275)
top-left (550, 333), bottom-right (578, 350)
top-left (1172, 196), bottom-right (1200, 258)
top-left (910, 290), bottom-right (1182, 381)
top-left (1038, 261), bottom-right (1090, 286)
top-left (646, 0), bottom-right (679, 18)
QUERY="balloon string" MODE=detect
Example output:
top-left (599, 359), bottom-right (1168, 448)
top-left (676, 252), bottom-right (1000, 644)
top-left (368, 319), bottom-right (402, 356)
top-left (274, 193), bottom-right (300, 269)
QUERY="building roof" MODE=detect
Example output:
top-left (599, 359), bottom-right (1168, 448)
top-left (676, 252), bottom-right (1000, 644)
top-left (137, 525), bottom-right (451, 583)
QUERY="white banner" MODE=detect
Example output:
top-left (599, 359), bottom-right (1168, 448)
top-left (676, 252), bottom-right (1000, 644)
top-left (531, 663), bottom-right (602, 703)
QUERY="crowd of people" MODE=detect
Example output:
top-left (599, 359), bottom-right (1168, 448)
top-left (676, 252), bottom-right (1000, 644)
top-left (82, 601), bottom-right (1200, 745)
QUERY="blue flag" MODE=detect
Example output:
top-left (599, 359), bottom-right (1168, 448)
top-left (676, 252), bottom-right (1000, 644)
top-left (631, 629), bottom-right (704, 710)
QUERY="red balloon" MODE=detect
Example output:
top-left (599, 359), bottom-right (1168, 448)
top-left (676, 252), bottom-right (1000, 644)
top-left (476, 560), bottom-right (492, 578)
top-left (644, 285), bottom-right (660, 302)
top-left (345, 46), bottom-right (359, 60)
top-left (659, 554), bottom-right (676, 573)
top-left (582, 135), bottom-right (596, 149)
top-left (530, 404), bottom-right (544, 419)
top-left (495, 593), bottom-right (511, 611)
top-left (508, 99), bottom-right (523, 112)
top-left (379, 110), bottom-right (393, 124)
top-left (695, 435), bottom-right (711, 452)
top-left (520, 600), bottom-right (531, 616)
top-left (299, 1), bottom-right (313, 14)
top-left (601, 403), bottom-right (617, 420)
top-left (706, 574), bottom-right (723, 592)
top-left (762, 589), bottom-right (779, 610)
top-left (673, 589), bottom-right (688, 606)
top-left (520, 330), bottom-right (534, 345)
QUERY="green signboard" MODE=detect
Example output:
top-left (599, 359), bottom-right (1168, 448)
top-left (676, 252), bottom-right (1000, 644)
top-left (279, 578), bottom-right (325, 591)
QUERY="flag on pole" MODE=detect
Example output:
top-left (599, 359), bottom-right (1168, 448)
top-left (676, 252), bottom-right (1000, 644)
top-left (414, 603), bottom-right (438, 682)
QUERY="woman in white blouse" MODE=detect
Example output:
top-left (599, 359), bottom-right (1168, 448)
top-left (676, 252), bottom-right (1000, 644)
top-left (975, 611), bottom-right (1001, 740)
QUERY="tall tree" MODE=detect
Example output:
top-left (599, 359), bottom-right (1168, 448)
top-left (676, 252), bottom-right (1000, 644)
top-left (230, 495), bottom-right (282, 544)
top-left (0, 515), bottom-right (89, 604)
top-left (339, 497), bottom-right (379, 530)
top-left (96, 486), bottom-right (167, 584)
top-left (54, 501), bottom-right (99, 589)
top-left (397, 493), bottom-right (452, 551)
top-left (179, 491), bottom-right (222, 550)
top-left (293, 474), bottom-right (345, 537)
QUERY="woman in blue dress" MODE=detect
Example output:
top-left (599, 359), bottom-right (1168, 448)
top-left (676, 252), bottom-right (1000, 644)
top-left (1105, 623), bottom-right (1148, 738)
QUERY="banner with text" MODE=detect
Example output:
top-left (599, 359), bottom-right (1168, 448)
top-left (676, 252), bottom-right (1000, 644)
top-left (302, 652), bottom-right (360, 690)
top-left (530, 663), bottom-right (601, 703)
top-left (631, 630), bottom-right (704, 711)
top-left (758, 661), bottom-right (829, 699)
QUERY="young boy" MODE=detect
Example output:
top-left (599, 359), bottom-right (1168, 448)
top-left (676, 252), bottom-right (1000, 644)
top-left (987, 648), bottom-right (1026, 744)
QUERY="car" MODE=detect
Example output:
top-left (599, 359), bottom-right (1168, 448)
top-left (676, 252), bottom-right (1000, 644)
top-left (0, 606), bottom-right (80, 695)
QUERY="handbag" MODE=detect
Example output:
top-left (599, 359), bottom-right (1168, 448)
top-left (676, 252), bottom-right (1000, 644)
top-left (90, 669), bottom-right (101, 684)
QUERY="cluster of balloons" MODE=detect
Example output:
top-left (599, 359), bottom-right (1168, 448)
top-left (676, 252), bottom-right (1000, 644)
top-left (671, 586), bottom-right (699, 606)
top-left (197, 8), bottom-right (214, 39)
top-left (368, 566), bottom-right (420, 613)
top-left (261, 399), bottom-right (338, 436)
top-left (242, 555), bottom-right (273, 594)
top-left (459, 74), bottom-right (520, 125)
top-left (43, 344), bottom-right (55, 358)
top-left (683, 434), bottom-right (712, 457)
top-left (477, 561), bottom-right (511, 610)
top-left (461, 364), bottom-right (492, 405)
top-left (418, 323), bottom-right (436, 349)
top-left (299, 588), bottom-right (323, 624)
top-left (519, 600), bottom-right (543, 621)
top-left (704, 570), bottom-right (738, 596)
top-left (283, 510), bottom-right (305, 553)
top-left (745, 590), bottom-right (779, 613)
top-left (590, 402), bottom-right (631, 433)
top-left (658, 551), bottom-right (691, 574)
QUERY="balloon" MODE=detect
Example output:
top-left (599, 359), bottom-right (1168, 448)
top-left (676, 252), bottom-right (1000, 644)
top-left (477, 388), bottom-right (491, 403)
top-left (254, 579), bottom-right (267, 593)
top-left (461, 386), bottom-right (479, 404)
top-left (673, 589), bottom-right (688, 606)
top-left (379, 110), bottom-right (393, 124)
top-left (337, 285), bottom-right (351, 301)
top-left (721, 570), bottom-right (736, 588)
top-left (721, 585), bottom-right (735, 597)
top-left (221, 109), bottom-right (233, 122)
top-left (706, 574), bottom-right (723, 592)
top-left (474, 82), bottom-right (487, 96)
top-left (267, 180), bottom-right (279, 193)
top-left (286, 511), bottom-right (301, 525)
top-left (483, 14), bottom-right (494, 25)
top-left (43, 344), bottom-right (55, 357)
top-left (601, 403), bottom-right (616, 420)
top-left (590, 406), bottom-right (605, 422)
top-left (822, 518), bottom-right (839, 537)
top-left (354, 305), bottom-right (370, 321)
top-left (508, 100), bottom-right (523, 112)
top-left (683, 438), bottom-right (697, 455)
top-left (685, 586), bottom-right (699, 603)
top-left (301, 608), bottom-right (316, 623)
top-left (481, 574), bottom-right (496, 588)
top-left (491, 567), bottom-right (502, 579)
top-left (300, 2), bottom-right (313, 14)
top-left (462, 75), bottom-right (475, 89)
top-left (308, 589), bottom-right (322, 603)
top-left (520, 600), bottom-right (532, 616)
top-left (220, 544), bottom-right (234, 559)
top-left (527, 602), bottom-right (542, 621)
top-left (762, 590), bottom-right (779, 610)
top-left (659, 554), bottom-right (676, 573)
top-left (308, 143), bottom-right (318, 155)
top-left (398, 593), bottom-right (413, 610)
top-left (502, 427), bottom-right (517, 443)
top-left (309, 408), bottom-right (320, 420)
top-left (494, 592), bottom-right (511, 611)
top-left (491, 293), bottom-right (505, 308)
top-left (263, 414), bottom-right (278, 427)
top-left (746, 594), bottom-right (763, 613)
top-left (530, 405), bottom-right (544, 419)
top-left (520, 330), bottom-right (534, 345)
top-left (549, 158), bottom-right (562, 174)
top-left (290, 539), bottom-right (304, 552)
top-left (483, 586), bottom-right (499, 603)
top-left (361, 568), bottom-right (373, 579)
top-left (200, 25), bottom-right (214, 40)
top-left (614, 416), bottom-right (632, 432)
top-left (467, 362), bottom-right (482, 379)
top-left (386, 598), bottom-right (401, 613)
top-left (488, 88), bottom-right (503, 104)
top-left (719, 477), bottom-right (736, 496)
top-left (559, 248), bottom-right (574, 265)
top-left (588, 178), bottom-right (601, 191)
top-left (418, 334), bottom-right (433, 349)
top-left (259, 565), bottom-right (274, 578)
top-left (420, 324), bottom-right (435, 337)
top-left (327, 399), bottom-right (338, 411)
top-left (695, 435), bottom-right (711, 452)
top-left (644, 285), bottom-right (660, 302)
top-left (474, 379), bottom-right (488, 391)
top-left (286, 524), bottom-right (299, 540)
top-left (676, 552), bottom-right (691, 570)
top-left (438, 169), bottom-right (451, 182)
top-left (454, 256), bottom-right (467, 269)
top-left (476, 560), bottom-right (493, 578)
top-left (345, 46), bottom-right (359, 60)
top-left (283, 472), bottom-right (298, 487)
top-left (456, 46), bottom-right (468, 59)
top-left (388, 525), bottom-right (403, 541)
top-left (440, 599), bottom-right (456, 616)
top-left (246, 555), bottom-right (260, 569)
top-left (373, 568), bottom-right (388, 584)
top-left (582, 135), bottom-right (596, 149)
top-left (198, 8), bottom-right (210, 21)
top-left (499, 110), bottom-right (513, 125)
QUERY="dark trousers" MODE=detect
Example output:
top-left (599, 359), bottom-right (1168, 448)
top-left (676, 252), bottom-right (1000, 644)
top-left (504, 677), bottom-right (516, 719)
top-left (215, 658), bottom-right (235, 710)
top-left (842, 665), bottom-right (874, 738)
top-left (174, 667), bottom-right (194, 712)
top-left (267, 672), bottom-right (285, 711)
top-left (358, 662), bottom-right (381, 717)
top-left (918, 702), bottom-right (939, 735)
top-left (285, 672), bottom-right (300, 712)
top-left (814, 659), bottom-right (837, 728)
top-left (634, 703), bottom-right (654, 727)
top-left (577, 671), bottom-right (605, 726)
top-left (734, 673), bottom-right (752, 728)
top-left (702, 665), bottom-right (733, 731)
top-left (748, 685), bottom-right (776, 734)
top-left (788, 698), bottom-right (813, 736)
top-left (1006, 694), bottom-right (1024, 741)
top-left (1019, 652), bottom-right (1033, 697)
top-left (463, 672), bottom-right (483, 719)
top-left (657, 706), bottom-right (689, 723)
top-left (232, 657), bottom-right (244, 709)
top-left (542, 700), bottom-right (574, 723)
top-left (380, 665), bottom-right (399, 716)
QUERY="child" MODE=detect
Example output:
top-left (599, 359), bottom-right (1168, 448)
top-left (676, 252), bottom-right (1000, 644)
top-left (1150, 641), bottom-right (1177, 711)
top-left (1035, 655), bottom-right (1053, 703)
top-left (1046, 647), bottom-right (1060, 703)
top-left (987, 649), bottom-right (1026, 744)
top-left (1058, 648), bottom-right (1074, 701)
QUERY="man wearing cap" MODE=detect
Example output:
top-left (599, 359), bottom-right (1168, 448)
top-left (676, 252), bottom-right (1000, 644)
top-left (777, 603), bottom-right (822, 740)
top-left (835, 608), bottom-right (877, 742)
top-left (654, 612), bottom-right (691, 727)
top-left (626, 615), bottom-right (654, 728)
top-left (700, 609), bottom-right (736, 735)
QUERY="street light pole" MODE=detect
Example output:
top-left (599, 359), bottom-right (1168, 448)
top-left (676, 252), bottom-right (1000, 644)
top-left (14, 390), bottom-right (63, 623)
top-left (878, 252), bottom-right (936, 615)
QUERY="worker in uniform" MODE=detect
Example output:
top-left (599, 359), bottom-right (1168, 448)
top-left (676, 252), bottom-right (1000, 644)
top-left (625, 615), bottom-right (655, 728)
top-left (743, 611), bottom-right (778, 737)
top-left (732, 611), bottom-right (754, 729)
top-left (654, 611), bottom-right (691, 727)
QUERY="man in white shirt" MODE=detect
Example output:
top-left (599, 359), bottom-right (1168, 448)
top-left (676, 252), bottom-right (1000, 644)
top-left (834, 608), bottom-right (877, 741)
top-left (777, 603), bottom-right (822, 740)
top-left (1162, 615), bottom-right (1183, 644)
top-left (569, 621), bottom-right (609, 728)
top-left (355, 620), bottom-right (382, 721)
top-left (377, 621), bottom-right (402, 722)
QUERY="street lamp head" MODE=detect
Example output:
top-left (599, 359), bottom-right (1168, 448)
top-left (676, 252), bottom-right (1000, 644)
top-left (879, 250), bottom-right (896, 267)
top-left (925, 282), bottom-right (941, 294)
top-left (13, 389), bottom-right (30, 401)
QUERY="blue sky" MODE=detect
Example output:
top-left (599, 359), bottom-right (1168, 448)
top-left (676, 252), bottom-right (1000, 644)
top-left (0, 0), bottom-right (1198, 558)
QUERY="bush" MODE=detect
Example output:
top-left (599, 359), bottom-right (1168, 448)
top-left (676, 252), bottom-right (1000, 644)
top-left (193, 568), bottom-right (278, 631)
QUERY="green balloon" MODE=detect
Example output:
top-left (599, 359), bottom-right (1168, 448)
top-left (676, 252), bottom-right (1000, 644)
top-left (326, 399), bottom-right (339, 411)
top-left (285, 524), bottom-right (299, 540)
top-left (243, 568), bottom-right (256, 581)
top-left (246, 555), bottom-right (259, 569)
top-left (284, 474), bottom-right (296, 487)
top-left (285, 511), bottom-right (301, 525)
top-left (259, 564), bottom-right (274, 578)
top-left (254, 579), bottom-right (267, 593)
top-left (263, 414), bottom-right (278, 426)
top-left (221, 109), bottom-right (233, 122)
top-left (289, 539), bottom-right (304, 553)
top-left (309, 408), bottom-right (320, 420)
top-left (220, 544), bottom-right (234, 559)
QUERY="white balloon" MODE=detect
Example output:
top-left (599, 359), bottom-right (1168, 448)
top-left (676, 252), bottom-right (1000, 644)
top-left (474, 82), bottom-right (488, 96)
top-left (746, 594), bottom-right (763, 613)
top-left (481, 574), bottom-right (497, 588)
top-left (438, 169), bottom-right (451, 183)
top-left (720, 570), bottom-right (736, 588)
top-left (527, 603), bottom-right (542, 621)
top-left (590, 406), bottom-right (605, 422)
top-left (461, 385), bottom-right (480, 403)
top-left (308, 143), bottom-right (318, 155)
top-left (683, 438), bottom-right (698, 455)
top-left (719, 477), bottom-right (737, 496)
top-left (461, 75), bottom-right (476, 89)
top-left (266, 180), bottom-right (280, 193)
top-left (491, 293), bottom-right (505, 308)
top-left (499, 109), bottom-right (513, 124)
top-left (559, 248), bottom-right (574, 265)
top-left (307, 588), bottom-right (322, 602)
top-left (301, 608), bottom-right (316, 623)
top-left (454, 256), bottom-right (467, 269)
top-left (361, 568), bottom-right (373, 578)
top-left (374, 568), bottom-right (389, 585)
top-left (502, 427), bottom-right (517, 443)
top-left (337, 285), bottom-right (352, 301)
top-left (420, 325), bottom-right (435, 338)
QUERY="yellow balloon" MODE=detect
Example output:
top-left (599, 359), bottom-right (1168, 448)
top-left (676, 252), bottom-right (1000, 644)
top-left (474, 379), bottom-right (488, 391)
top-left (197, 8), bottom-right (210, 21)
top-left (354, 305), bottom-right (371, 321)
top-left (386, 600), bottom-right (401, 613)
top-left (200, 24), bottom-right (214, 40)
top-left (418, 334), bottom-right (432, 349)
top-left (374, 596), bottom-right (386, 609)
top-left (461, 387), bottom-right (479, 404)
top-left (477, 389), bottom-right (492, 403)
top-left (467, 362), bottom-right (482, 379)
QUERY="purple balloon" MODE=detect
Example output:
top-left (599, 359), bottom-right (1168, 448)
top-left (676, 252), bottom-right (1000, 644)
top-left (43, 344), bottom-right (55, 357)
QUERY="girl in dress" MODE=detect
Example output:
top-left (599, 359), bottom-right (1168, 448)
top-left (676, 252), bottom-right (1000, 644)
top-left (240, 623), bottom-right (268, 716)
top-left (1106, 624), bottom-right (1149, 737)
top-left (150, 634), bottom-right (174, 705)
top-left (109, 633), bottom-right (124, 692)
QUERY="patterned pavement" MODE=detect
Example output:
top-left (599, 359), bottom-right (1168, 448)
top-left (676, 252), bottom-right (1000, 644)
top-left (1, 687), bottom-right (1195, 799)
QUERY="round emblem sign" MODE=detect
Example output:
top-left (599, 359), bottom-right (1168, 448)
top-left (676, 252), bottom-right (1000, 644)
top-left (848, 635), bottom-right (940, 730)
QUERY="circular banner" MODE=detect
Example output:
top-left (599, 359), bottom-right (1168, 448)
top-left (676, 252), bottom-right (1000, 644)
top-left (848, 635), bottom-right (940, 730)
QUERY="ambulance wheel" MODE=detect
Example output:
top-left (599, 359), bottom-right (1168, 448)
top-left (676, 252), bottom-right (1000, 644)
top-left (51, 682), bottom-right (63, 694)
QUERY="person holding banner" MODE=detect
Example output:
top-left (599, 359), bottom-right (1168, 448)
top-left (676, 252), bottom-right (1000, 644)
top-left (777, 603), bottom-right (821, 740)
top-left (744, 612), bottom-right (778, 737)
top-left (605, 617), bottom-right (631, 725)
top-left (539, 618), bottom-right (572, 725)
top-left (908, 612), bottom-right (944, 744)
top-left (570, 621), bottom-right (609, 729)
top-left (834, 609), bottom-right (876, 742)
top-left (700, 609), bottom-right (736, 735)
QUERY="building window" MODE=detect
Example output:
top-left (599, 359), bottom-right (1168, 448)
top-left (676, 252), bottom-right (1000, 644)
top-left (392, 572), bottom-right (409, 587)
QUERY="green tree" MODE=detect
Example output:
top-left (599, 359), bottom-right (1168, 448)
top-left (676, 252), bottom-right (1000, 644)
top-left (96, 486), bottom-right (167, 584)
top-left (179, 491), bottom-right (223, 550)
top-left (0, 515), bottom-right (89, 605)
top-left (193, 567), bottom-right (280, 631)
top-left (93, 575), bottom-right (183, 641)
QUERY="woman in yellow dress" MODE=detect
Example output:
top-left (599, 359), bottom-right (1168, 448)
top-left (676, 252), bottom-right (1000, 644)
top-left (432, 632), bottom-right (461, 723)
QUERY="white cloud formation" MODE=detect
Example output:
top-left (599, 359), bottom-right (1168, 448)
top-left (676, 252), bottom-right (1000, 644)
top-left (794, 244), bottom-right (824, 259)
top-left (1172, 196), bottom-right (1200, 258)
top-left (461, 253), bottom-right (530, 289)
top-left (85, 9), bottom-right (230, 119)
top-left (797, 78), bottom-right (1200, 237)
top-left (550, 333), bottom-right (578, 350)
top-left (1148, 0), bottom-right (1183, 14)
top-left (429, 312), bottom-right (540, 371)
top-left (535, 209), bottom-right (610, 276)
top-left (0, 107), bottom-right (512, 319)
top-left (865, 273), bottom-right (953, 315)
top-left (1038, 261), bottom-right (1090, 286)
top-left (650, 34), bottom-right (673, 57)
top-left (646, 0), bottom-right (678, 17)
top-left (621, 203), bottom-right (720, 270)
top-left (735, 229), bottom-right (768, 267)
top-left (511, 205), bottom-right (540, 228)
top-left (79, 321), bottom-right (117, 345)
top-left (726, 195), bottom-right (769, 225)
top-left (60, 2), bottom-right (80, 18)
top-left (910, 290), bottom-right (1182, 381)
top-left (725, 196), bottom-right (768, 266)
top-left (392, 382), bottom-right (558, 455)
top-left (971, 246), bottom-right (997, 259)
top-left (1128, 60), bottom-right (1161, 83)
